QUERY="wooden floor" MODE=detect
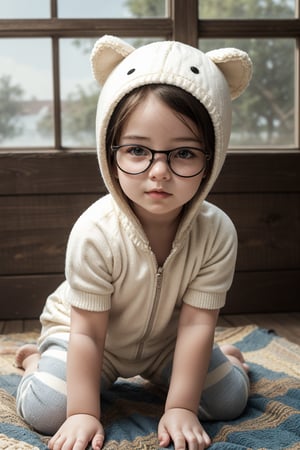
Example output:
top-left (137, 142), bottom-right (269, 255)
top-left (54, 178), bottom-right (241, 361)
top-left (218, 313), bottom-right (300, 345)
top-left (1, 313), bottom-right (300, 345)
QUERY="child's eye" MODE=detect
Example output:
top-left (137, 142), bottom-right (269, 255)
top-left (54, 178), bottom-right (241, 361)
top-left (126, 145), bottom-right (149, 157)
top-left (174, 148), bottom-right (197, 159)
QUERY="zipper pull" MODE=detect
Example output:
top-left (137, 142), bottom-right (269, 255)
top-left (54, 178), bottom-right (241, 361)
top-left (157, 267), bottom-right (163, 276)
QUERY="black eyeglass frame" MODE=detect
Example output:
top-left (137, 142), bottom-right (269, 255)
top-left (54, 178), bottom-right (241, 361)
top-left (111, 144), bottom-right (211, 178)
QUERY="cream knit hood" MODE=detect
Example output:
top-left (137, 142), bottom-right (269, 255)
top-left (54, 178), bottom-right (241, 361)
top-left (90, 35), bottom-right (252, 241)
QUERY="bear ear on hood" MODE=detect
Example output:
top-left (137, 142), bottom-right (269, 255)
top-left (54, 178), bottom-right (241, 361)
top-left (91, 35), bottom-right (135, 86)
top-left (206, 48), bottom-right (253, 100)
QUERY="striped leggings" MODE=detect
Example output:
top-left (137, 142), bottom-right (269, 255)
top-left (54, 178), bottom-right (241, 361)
top-left (16, 333), bottom-right (250, 435)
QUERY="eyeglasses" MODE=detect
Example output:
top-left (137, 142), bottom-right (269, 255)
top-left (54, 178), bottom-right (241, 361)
top-left (111, 144), bottom-right (210, 178)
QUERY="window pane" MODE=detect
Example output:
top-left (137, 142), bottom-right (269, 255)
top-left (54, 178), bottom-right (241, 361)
top-left (0, 38), bottom-right (54, 148)
top-left (0, 0), bottom-right (50, 18)
top-left (199, 38), bottom-right (296, 147)
top-left (199, 0), bottom-right (296, 19)
top-left (60, 39), bottom-right (98, 148)
top-left (58, 0), bottom-right (166, 18)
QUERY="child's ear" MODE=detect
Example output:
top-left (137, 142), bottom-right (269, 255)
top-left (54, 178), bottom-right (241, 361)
top-left (206, 48), bottom-right (253, 100)
top-left (91, 35), bottom-right (135, 86)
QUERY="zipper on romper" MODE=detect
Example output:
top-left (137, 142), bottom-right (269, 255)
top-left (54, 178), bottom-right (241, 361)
top-left (135, 266), bottom-right (163, 360)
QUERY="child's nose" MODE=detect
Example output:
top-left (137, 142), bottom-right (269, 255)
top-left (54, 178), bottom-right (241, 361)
top-left (149, 155), bottom-right (171, 179)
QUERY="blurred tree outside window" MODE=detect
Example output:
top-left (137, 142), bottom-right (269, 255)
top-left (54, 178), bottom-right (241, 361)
top-left (0, 75), bottom-right (24, 143)
top-left (200, 38), bottom-right (295, 147)
top-left (199, 0), bottom-right (296, 146)
top-left (0, 38), bottom-right (54, 147)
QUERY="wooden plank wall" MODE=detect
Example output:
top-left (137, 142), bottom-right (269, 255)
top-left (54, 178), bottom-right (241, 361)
top-left (0, 151), bottom-right (299, 319)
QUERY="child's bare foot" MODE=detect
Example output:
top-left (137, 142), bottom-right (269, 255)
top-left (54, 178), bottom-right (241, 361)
top-left (15, 344), bottom-right (40, 371)
top-left (220, 344), bottom-right (250, 373)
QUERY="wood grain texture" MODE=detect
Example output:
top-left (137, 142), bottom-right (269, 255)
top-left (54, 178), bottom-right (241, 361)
top-left (0, 152), bottom-right (299, 318)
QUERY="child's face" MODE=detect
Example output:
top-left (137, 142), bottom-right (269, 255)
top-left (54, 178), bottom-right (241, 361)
top-left (115, 91), bottom-right (206, 223)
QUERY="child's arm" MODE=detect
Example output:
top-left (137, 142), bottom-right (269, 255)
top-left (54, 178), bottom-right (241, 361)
top-left (48, 306), bottom-right (109, 450)
top-left (158, 303), bottom-right (219, 449)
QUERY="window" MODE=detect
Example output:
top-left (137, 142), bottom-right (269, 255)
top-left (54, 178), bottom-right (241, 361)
top-left (0, 0), bottom-right (299, 150)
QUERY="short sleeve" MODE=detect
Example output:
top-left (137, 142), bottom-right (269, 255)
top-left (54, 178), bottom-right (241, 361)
top-left (64, 199), bottom-right (115, 312)
top-left (183, 205), bottom-right (238, 310)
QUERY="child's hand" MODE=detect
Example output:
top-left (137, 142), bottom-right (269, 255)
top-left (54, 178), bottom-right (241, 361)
top-left (48, 414), bottom-right (104, 450)
top-left (158, 408), bottom-right (211, 450)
